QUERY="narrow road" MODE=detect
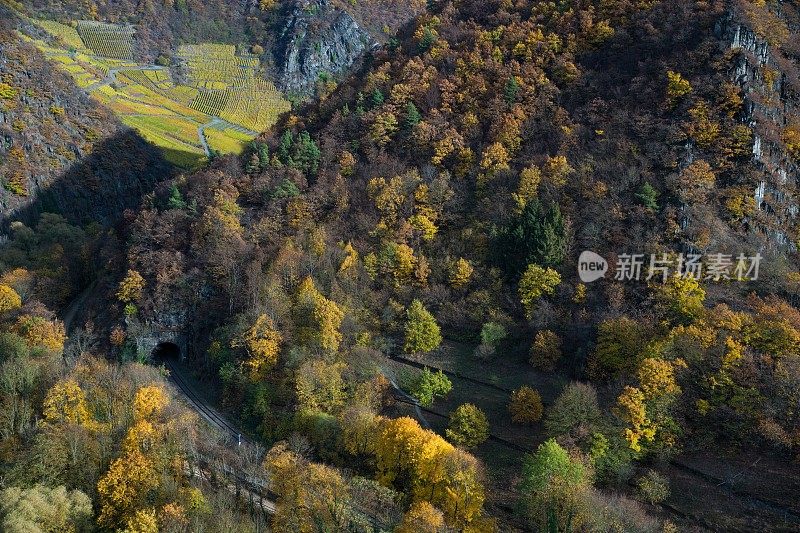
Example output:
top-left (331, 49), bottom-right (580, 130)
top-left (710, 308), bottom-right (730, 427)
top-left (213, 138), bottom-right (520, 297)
top-left (196, 118), bottom-right (220, 157)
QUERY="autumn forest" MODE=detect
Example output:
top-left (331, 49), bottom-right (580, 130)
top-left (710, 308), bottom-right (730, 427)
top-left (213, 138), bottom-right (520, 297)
top-left (1, 0), bottom-right (800, 531)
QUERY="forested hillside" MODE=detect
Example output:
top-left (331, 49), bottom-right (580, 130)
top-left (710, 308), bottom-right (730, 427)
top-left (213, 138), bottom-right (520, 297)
top-left (3, 0), bottom-right (800, 531)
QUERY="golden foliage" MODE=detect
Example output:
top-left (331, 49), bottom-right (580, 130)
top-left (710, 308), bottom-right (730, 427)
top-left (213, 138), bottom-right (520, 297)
top-left (396, 501), bottom-right (445, 533)
top-left (43, 379), bottom-right (94, 427)
top-left (133, 385), bottom-right (169, 422)
top-left (479, 142), bottom-right (510, 179)
top-left (0, 284), bottom-right (22, 313)
top-left (637, 358), bottom-right (684, 397)
top-left (233, 314), bottom-right (282, 380)
top-left (666, 70), bottom-right (691, 106)
top-left (529, 330), bottom-right (562, 370)
top-left (518, 265), bottom-right (561, 317)
top-left (449, 258), bottom-right (474, 289)
top-left (374, 416), bottom-right (485, 526)
top-left (615, 386), bottom-right (654, 452)
top-left (124, 508), bottom-right (159, 533)
top-left (508, 385), bottom-right (544, 424)
top-left (97, 449), bottom-right (158, 528)
top-left (339, 241), bottom-right (359, 273)
top-left (116, 269), bottom-right (145, 303)
top-left (512, 166), bottom-right (542, 211)
top-left (109, 325), bottom-right (126, 346)
top-left (14, 315), bottom-right (66, 352)
top-left (294, 276), bottom-right (344, 352)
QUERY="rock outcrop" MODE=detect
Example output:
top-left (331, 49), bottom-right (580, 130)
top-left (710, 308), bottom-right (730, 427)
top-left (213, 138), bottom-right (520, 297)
top-left (716, 11), bottom-right (800, 248)
top-left (275, 0), bottom-right (375, 97)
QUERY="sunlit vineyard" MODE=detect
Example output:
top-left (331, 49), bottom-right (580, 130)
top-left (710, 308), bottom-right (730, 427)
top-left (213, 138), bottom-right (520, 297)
top-left (219, 80), bottom-right (291, 132)
top-left (22, 15), bottom-right (291, 169)
top-left (205, 124), bottom-right (252, 154)
top-left (76, 21), bottom-right (135, 59)
top-left (32, 20), bottom-right (87, 52)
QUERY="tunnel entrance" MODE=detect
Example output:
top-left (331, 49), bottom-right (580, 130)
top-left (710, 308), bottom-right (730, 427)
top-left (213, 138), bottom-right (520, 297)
top-left (152, 342), bottom-right (180, 361)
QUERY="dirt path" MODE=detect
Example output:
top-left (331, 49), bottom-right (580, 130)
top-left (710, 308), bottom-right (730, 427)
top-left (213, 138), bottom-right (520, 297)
top-left (62, 281), bottom-right (97, 332)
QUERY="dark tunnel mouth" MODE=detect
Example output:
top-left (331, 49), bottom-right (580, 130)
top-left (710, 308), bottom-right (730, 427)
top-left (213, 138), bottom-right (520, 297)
top-left (152, 342), bottom-right (180, 361)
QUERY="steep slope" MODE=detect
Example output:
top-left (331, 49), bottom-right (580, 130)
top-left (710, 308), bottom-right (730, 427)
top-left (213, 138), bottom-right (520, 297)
top-left (74, 0), bottom-right (800, 530)
top-left (0, 12), bottom-right (174, 226)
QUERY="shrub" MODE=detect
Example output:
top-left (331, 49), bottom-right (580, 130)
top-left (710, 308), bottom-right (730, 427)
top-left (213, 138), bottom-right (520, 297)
top-left (480, 321), bottom-right (507, 348)
top-left (636, 470), bottom-right (670, 504)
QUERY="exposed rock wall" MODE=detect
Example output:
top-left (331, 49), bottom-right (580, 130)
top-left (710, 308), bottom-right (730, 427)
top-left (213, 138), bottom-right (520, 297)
top-left (274, 0), bottom-right (375, 96)
top-left (717, 13), bottom-right (800, 248)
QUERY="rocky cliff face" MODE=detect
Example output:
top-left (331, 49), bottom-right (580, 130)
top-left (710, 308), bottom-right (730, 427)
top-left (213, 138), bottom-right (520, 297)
top-left (717, 9), bottom-right (800, 248)
top-left (275, 0), bottom-right (375, 97)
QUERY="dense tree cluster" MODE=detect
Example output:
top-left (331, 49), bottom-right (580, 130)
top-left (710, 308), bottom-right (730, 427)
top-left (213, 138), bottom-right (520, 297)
top-left (4, 0), bottom-right (800, 529)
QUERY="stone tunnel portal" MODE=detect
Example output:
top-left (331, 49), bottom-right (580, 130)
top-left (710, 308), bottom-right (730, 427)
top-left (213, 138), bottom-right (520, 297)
top-left (152, 341), bottom-right (181, 361)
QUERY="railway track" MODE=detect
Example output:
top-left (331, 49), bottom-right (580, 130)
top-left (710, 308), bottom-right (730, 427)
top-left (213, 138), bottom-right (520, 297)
top-left (162, 359), bottom-right (251, 446)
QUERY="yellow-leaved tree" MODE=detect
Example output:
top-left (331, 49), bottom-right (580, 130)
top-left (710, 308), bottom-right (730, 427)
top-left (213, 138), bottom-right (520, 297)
top-left (43, 379), bottom-right (94, 428)
top-left (97, 384), bottom-right (171, 529)
top-left (14, 315), bottom-right (66, 352)
top-left (0, 284), bottom-right (22, 313)
top-left (233, 314), bottom-right (282, 380)
top-left (373, 416), bottom-right (486, 527)
top-left (294, 276), bottom-right (344, 352)
top-left (116, 270), bottom-right (145, 303)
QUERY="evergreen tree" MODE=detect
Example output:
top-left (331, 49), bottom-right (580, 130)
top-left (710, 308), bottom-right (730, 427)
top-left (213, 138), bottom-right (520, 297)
top-left (167, 184), bottom-right (186, 210)
top-left (404, 102), bottom-right (421, 130)
top-left (371, 88), bottom-right (385, 108)
top-left (504, 76), bottom-right (520, 105)
top-left (494, 200), bottom-right (567, 277)
top-left (290, 131), bottom-right (321, 175)
top-left (636, 182), bottom-right (659, 210)
top-left (278, 130), bottom-right (294, 162)
top-left (258, 142), bottom-right (270, 171)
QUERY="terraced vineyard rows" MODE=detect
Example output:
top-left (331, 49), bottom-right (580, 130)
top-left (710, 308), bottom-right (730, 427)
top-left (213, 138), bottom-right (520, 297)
top-left (76, 21), bottom-right (135, 59)
top-left (32, 19), bottom-right (87, 51)
top-left (20, 15), bottom-right (291, 168)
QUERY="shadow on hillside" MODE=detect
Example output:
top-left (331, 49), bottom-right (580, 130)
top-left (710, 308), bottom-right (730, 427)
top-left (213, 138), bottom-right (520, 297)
top-left (3, 129), bottom-right (177, 229)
